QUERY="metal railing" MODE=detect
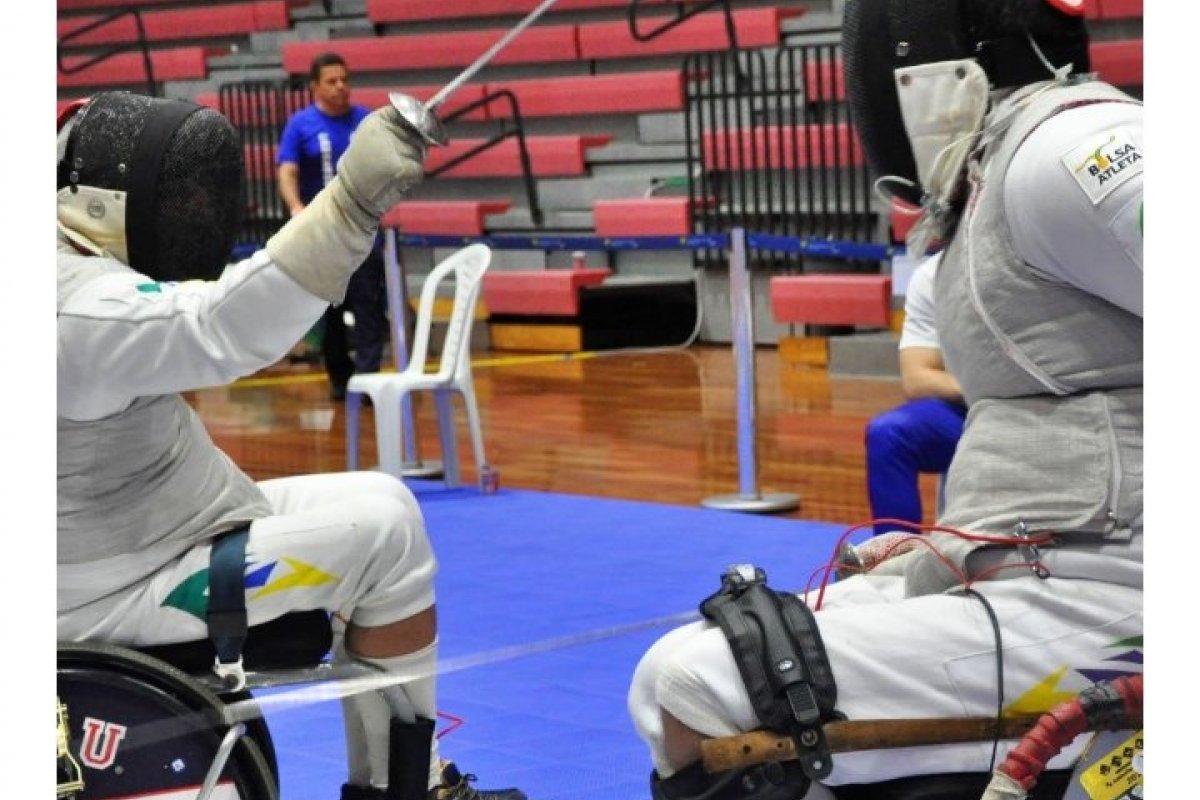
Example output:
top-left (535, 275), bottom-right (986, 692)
top-left (432, 89), bottom-right (543, 226)
top-left (58, 8), bottom-right (158, 97)
top-left (217, 81), bottom-right (309, 250)
top-left (628, 0), bottom-right (739, 51)
top-left (683, 44), bottom-right (878, 274)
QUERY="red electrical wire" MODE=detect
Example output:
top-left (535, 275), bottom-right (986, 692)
top-left (805, 518), bottom-right (1056, 610)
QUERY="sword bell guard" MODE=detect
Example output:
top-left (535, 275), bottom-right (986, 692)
top-left (389, 93), bottom-right (449, 148)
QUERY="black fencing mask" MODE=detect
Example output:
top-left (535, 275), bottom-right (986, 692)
top-left (57, 91), bottom-right (244, 282)
top-left (842, 0), bottom-right (1090, 207)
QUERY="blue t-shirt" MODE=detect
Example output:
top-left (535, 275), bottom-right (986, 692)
top-left (276, 103), bottom-right (370, 204)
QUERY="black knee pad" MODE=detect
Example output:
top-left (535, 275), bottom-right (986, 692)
top-left (651, 761), bottom-right (811, 800)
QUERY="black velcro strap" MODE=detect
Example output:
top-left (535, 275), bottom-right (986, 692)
top-left (207, 524), bottom-right (250, 666)
top-left (700, 566), bottom-right (837, 780)
top-left (125, 99), bottom-right (202, 274)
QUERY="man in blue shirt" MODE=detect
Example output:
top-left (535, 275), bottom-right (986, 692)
top-left (278, 52), bottom-right (387, 400)
top-left (864, 252), bottom-right (966, 536)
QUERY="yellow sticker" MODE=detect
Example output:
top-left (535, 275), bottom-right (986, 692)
top-left (1078, 730), bottom-right (1143, 800)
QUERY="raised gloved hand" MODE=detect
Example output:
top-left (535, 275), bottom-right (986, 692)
top-left (266, 101), bottom-right (427, 303)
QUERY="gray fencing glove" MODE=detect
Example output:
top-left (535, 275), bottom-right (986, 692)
top-left (266, 102), bottom-right (426, 303)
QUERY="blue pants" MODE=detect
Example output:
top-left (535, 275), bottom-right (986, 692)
top-left (864, 398), bottom-right (967, 536)
top-left (323, 245), bottom-right (387, 391)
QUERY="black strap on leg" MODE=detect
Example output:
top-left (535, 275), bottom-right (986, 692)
top-left (207, 524), bottom-right (250, 690)
top-left (386, 717), bottom-right (435, 800)
top-left (699, 565), bottom-right (838, 782)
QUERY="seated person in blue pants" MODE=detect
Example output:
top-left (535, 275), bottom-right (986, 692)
top-left (864, 252), bottom-right (966, 536)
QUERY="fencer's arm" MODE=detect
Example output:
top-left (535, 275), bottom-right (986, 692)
top-left (898, 347), bottom-right (963, 403)
top-left (266, 103), bottom-right (426, 304)
top-left (57, 252), bottom-right (326, 421)
top-left (1004, 100), bottom-right (1143, 316)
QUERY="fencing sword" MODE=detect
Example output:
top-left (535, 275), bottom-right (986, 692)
top-left (389, 0), bottom-right (564, 147)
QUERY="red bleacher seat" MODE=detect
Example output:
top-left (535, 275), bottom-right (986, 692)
top-left (367, 0), bottom-right (634, 24)
top-left (381, 200), bottom-right (512, 236)
top-left (244, 135), bottom-right (612, 180)
top-left (58, 0), bottom-right (190, 12)
top-left (770, 275), bottom-right (892, 328)
top-left (702, 124), bottom-right (863, 170)
top-left (281, 25), bottom-right (578, 75)
top-left (58, 0), bottom-right (309, 10)
top-left (58, 47), bottom-right (212, 89)
top-left (58, 1), bottom-right (288, 48)
top-left (577, 8), bottom-right (796, 60)
top-left (353, 86), bottom-right (490, 121)
top-left (426, 135), bottom-right (613, 178)
top-left (483, 268), bottom-right (612, 316)
top-left (1089, 39), bottom-right (1142, 87)
top-left (1089, 0), bottom-right (1143, 19)
top-left (485, 71), bottom-right (685, 119)
top-left (594, 197), bottom-right (692, 237)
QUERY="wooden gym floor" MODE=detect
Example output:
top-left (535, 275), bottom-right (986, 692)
top-left (193, 345), bottom-right (940, 529)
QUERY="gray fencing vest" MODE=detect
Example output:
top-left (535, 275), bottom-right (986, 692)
top-left (904, 79), bottom-right (1143, 596)
top-left (57, 246), bottom-right (272, 612)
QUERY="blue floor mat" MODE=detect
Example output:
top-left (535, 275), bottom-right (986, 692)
top-left (266, 483), bottom-right (859, 800)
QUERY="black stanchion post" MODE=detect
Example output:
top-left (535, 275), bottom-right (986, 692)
top-left (701, 227), bottom-right (800, 514)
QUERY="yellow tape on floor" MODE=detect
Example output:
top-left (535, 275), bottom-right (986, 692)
top-left (231, 351), bottom-right (601, 389)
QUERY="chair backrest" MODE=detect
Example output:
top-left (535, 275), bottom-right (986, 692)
top-left (405, 244), bottom-right (492, 382)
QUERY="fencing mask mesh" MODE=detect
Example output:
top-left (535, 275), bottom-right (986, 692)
top-left (58, 91), bottom-right (244, 283)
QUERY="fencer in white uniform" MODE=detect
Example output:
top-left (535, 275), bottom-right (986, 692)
top-left (56, 92), bottom-right (526, 800)
top-left (628, 2), bottom-right (1143, 798)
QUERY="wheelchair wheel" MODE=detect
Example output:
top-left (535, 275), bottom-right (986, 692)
top-left (58, 641), bottom-right (278, 800)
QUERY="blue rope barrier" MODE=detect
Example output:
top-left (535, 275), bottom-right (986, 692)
top-left (390, 231), bottom-right (902, 260)
top-left (234, 232), bottom-right (902, 262)
top-left (391, 232), bottom-right (731, 251)
top-left (744, 233), bottom-right (901, 262)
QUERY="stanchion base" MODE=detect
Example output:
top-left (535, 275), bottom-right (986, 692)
top-left (402, 461), bottom-right (444, 479)
top-left (700, 492), bottom-right (801, 514)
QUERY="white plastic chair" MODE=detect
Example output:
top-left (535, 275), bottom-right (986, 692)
top-left (345, 243), bottom-right (492, 488)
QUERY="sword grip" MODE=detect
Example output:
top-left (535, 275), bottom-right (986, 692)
top-left (701, 716), bottom-right (1043, 773)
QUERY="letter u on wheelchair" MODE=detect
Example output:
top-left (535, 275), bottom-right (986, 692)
top-left (57, 609), bottom-right (360, 800)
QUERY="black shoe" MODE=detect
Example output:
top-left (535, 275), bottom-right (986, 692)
top-left (340, 784), bottom-right (386, 800)
top-left (428, 760), bottom-right (528, 800)
top-left (331, 384), bottom-right (348, 402)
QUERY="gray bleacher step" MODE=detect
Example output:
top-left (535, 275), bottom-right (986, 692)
top-left (400, 178), bottom-right (593, 214)
top-left (291, 0), bottom-right (367, 21)
top-left (696, 268), bottom-right (789, 345)
top-left (586, 140), bottom-right (689, 165)
top-left (291, 19), bottom-right (376, 42)
top-left (207, 49), bottom-right (284, 71)
top-left (486, 209), bottom-right (595, 232)
top-left (638, 113), bottom-right (687, 145)
top-left (780, 10), bottom-right (843, 39)
top-left (828, 331), bottom-right (900, 378)
top-left (538, 174), bottom-right (676, 209)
